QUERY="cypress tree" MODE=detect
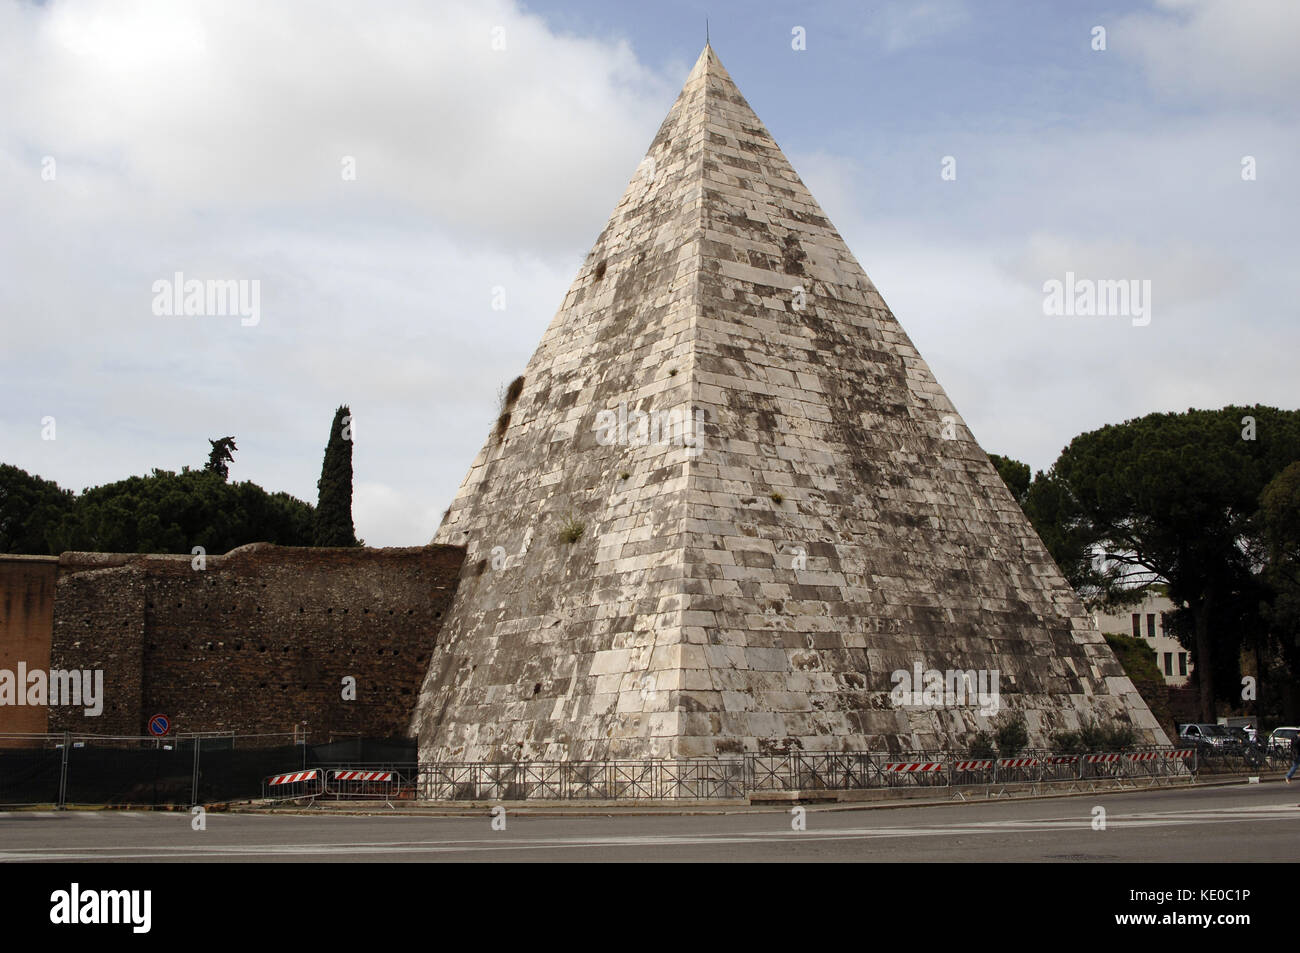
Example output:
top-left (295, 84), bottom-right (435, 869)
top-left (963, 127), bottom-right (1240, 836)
top-left (314, 405), bottom-right (358, 547)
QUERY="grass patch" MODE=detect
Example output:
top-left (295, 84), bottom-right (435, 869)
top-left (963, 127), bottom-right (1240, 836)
top-left (558, 513), bottom-right (585, 544)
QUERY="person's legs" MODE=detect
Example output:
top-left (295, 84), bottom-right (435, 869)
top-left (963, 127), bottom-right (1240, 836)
top-left (1287, 759), bottom-right (1299, 781)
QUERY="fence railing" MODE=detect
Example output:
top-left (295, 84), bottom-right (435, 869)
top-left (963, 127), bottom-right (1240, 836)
top-left (401, 746), bottom-right (1201, 802)
top-left (12, 736), bottom-right (1288, 806)
top-left (0, 732), bottom-right (413, 808)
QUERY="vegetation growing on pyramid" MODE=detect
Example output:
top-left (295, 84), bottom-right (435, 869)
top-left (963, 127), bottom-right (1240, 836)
top-left (557, 513), bottom-right (584, 544)
top-left (494, 375), bottom-right (525, 442)
top-left (313, 405), bottom-right (359, 547)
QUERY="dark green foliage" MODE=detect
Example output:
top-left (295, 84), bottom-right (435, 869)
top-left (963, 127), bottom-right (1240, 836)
top-left (967, 731), bottom-right (996, 759)
top-left (1018, 405), bottom-right (1300, 720)
top-left (204, 437), bottom-right (238, 480)
top-left (504, 375), bottom-right (525, 405)
top-left (994, 715), bottom-right (1029, 756)
top-left (313, 406), bottom-right (359, 548)
top-left (46, 468), bottom-right (313, 554)
top-left (987, 453), bottom-right (1030, 505)
top-left (1051, 720), bottom-right (1139, 753)
top-left (1103, 632), bottom-right (1175, 737)
top-left (0, 464), bottom-right (75, 554)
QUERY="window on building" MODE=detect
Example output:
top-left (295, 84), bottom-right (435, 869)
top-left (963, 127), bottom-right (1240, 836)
top-left (1164, 652), bottom-right (1173, 676)
top-left (1178, 653), bottom-right (1187, 676)
top-left (1147, 614), bottom-right (1156, 638)
top-left (1132, 614), bottom-right (1141, 638)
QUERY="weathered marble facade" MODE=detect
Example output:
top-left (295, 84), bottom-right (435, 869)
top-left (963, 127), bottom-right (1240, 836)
top-left (413, 46), bottom-right (1168, 762)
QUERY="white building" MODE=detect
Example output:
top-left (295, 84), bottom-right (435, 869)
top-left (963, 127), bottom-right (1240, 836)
top-left (1094, 592), bottom-right (1191, 687)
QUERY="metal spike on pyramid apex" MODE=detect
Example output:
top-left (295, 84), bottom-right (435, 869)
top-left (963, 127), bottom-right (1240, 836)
top-left (412, 45), bottom-right (1170, 763)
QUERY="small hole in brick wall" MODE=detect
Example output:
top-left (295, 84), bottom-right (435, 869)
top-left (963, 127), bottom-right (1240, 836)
top-left (259, 645), bottom-right (266, 652)
top-left (363, 608), bottom-right (369, 614)
top-left (391, 649), bottom-right (399, 656)
top-left (298, 607), bottom-right (304, 613)
top-left (377, 649), bottom-right (384, 656)
top-left (407, 609), bottom-right (414, 615)
top-left (234, 643), bottom-right (243, 651)
top-left (147, 603), bottom-right (154, 610)
top-left (282, 645), bottom-right (290, 652)
top-left (401, 688), bottom-right (410, 695)
top-left (387, 609), bottom-right (394, 615)
top-left (280, 684), bottom-right (287, 690)
top-left (435, 611), bottom-right (442, 619)
top-left (259, 682), bottom-right (266, 689)
top-left (533, 683), bottom-right (542, 695)
top-left (327, 607), bottom-right (333, 614)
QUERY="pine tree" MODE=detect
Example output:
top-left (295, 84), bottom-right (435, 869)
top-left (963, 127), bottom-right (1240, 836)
top-left (313, 405), bottom-right (358, 547)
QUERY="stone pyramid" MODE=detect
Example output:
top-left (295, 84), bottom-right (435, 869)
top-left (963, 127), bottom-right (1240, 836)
top-left (413, 46), bottom-right (1169, 762)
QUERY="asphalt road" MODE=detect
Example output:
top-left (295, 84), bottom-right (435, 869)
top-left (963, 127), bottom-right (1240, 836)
top-left (1, 782), bottom-right (1297, 862)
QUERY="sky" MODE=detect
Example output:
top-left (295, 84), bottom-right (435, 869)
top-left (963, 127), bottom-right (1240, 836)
top-left (2, 0), bottom-right (1297, 547)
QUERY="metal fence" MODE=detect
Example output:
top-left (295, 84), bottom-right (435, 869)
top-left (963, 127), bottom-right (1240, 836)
top-left (0, 733), bottom-right (415, 808)
top-left (404, 746), bottom-right (1201, 802)
top-left (10, 736), bottom-right (1286, 806)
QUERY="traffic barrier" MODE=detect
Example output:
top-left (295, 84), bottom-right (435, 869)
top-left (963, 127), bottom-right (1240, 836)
top-left (261, 769), bottom-right (322, 800)
top-left (880, 760), bottom-right (946, 787)
top-left (325, 769), bottom-right (400, 800)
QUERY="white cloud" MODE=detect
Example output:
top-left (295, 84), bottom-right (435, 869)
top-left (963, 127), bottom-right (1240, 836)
top-left (1117, 0), bottom-right (1300, 105)
top-left (0, 0), bottom-right (670, 547)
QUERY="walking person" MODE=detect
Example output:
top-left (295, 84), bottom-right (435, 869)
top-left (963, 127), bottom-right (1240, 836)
top-left (1288, 733), bottom-right (1300, 783)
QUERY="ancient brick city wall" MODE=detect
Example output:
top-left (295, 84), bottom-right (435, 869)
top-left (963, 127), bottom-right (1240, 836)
top-left (0, 555), bottom-right (59, 734)
top-left (48, 543), bottom-right (464, 739)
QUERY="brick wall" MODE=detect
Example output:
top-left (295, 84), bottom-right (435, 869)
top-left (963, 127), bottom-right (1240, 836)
top-left (0, 555), bottom-right (59, 735)
top-left (48, 543), bottom-right (464, 740)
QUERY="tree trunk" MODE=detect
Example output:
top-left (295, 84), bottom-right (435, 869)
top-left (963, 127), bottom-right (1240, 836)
top-left (1195, 597), bottom-right (1215, 722)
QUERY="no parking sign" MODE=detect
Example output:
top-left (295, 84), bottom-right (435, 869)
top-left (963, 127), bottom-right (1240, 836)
top-left (148, 714), bottom-right (170, 737)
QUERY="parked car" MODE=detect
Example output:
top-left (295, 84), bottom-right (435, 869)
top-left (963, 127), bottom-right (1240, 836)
top-left (1179, 723), bottom-right (1235, 750)
top-left (1268, 727), bottom-right (1300, 757)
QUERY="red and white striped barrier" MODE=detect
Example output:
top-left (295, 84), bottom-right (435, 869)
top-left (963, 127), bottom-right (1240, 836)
top-left (1127, 752), bottom-right (1160, 762)
top-left (1169, 749), bottom-right (1195, 759)
top-left (882, 761), bottom-right (943, 773)
top-left (997, 758), bottom-right (1040, 768)
top-left (332, 770), bottom-right (394, 782)
top-left (1085, 754), bottom-right (1121, 764)
top-left (269, 770), bottom-right (318, 785)
top-left (953, 760), bottom-right (994, 771)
